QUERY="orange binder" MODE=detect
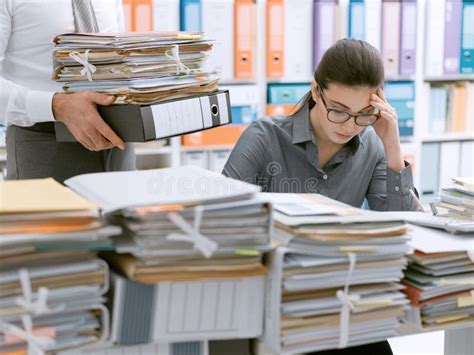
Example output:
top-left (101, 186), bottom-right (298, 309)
top-left (234, 0), bottom-right (256, 80)
top-left (266, 104), bottom-right (296, 116)
top-left (181, 125), bottom-right (248, 146)
top-left (266, 0), bottom-right (284, 78)
top-left (122, 0), bottom-right (134, 32)
top-left (451, 84), bottom-right (467, 133)
top-left (134, 0), bottom-right (154, 32)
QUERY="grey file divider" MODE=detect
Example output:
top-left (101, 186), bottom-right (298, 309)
top-left (54, 90), bottom-right (232, 142)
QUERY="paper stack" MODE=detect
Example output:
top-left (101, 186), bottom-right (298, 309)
top-left (403, 250), bottom-right (474, 329)
top-left (0, 179), bottom-right (120, 354)
top-left (63, 166), bottom-right (271, 344)
top-left (52, 32), bottom-right (219, 104)
top-left (64, 166), bottom-right (270, 283)
top-left (263, 194), bottom-right (411, 354)
top-left (437, 177), bottom-right (474, 220)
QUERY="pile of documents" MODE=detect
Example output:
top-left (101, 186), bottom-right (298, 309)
top-left (436, 177), bottom-right (474, 220)
top-left (64, 166), bottom-right (271, 283)
top-left (263, 194), bottom-right (411, 354)
top-left (0, 179), bottom-right (120, 353)
top-left (52, 32), bottom-right (219, 104)
top-left (403, 250), bottom-right (474, 329)
top-left (62, 166), bottom-right (271, 345)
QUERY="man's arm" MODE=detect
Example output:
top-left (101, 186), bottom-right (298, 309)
top-left (0, 1), bottom-right (125, 151)
top-left (0, 1), bottom-right (56, 127)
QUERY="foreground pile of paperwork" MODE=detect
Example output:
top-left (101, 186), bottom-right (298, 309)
top-left (263, 194), bottom-right (411, 354)
top-left (0, 179), bottom-right (119, 354)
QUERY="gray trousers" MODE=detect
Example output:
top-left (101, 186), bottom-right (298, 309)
top-left (6, 123), bottom-right (136, 183)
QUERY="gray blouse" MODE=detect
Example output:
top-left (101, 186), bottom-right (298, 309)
top-left (222, 104), bottom-right (418, 212)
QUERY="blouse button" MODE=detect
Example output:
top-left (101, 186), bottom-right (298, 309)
top-left (323, 175), bottom-right (328, 180)
top-left (395, 186), bottom-right (400, 192)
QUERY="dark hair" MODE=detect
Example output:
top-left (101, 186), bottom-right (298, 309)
top-left (292, 39), bottom-right (385, 114)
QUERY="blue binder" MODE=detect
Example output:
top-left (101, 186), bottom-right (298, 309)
top-left (384, 81), bottom-right (415, 137)
top-left (267, 83), bottom-right (312, 104)
top-left (420, 143), bottom-right (440, 202)
top-left (231, 106), bottom-right (258, 125)
top-left (460, 0), bottom-right (474, 73)
top-left (180, 0), bottom-right (201, 32)
top-left (349, 0), bottom-right (365, 40)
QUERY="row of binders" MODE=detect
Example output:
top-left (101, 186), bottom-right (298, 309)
top-left (2, 168), bottom-right (473, 354)
top-left (426, 0), bottom-right (474, 77)
top-left (428, 82), bottom-right (474, 135)
top-left (122, 0), bottom-right (418, 81)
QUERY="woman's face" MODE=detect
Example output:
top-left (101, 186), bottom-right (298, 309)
top-left (311, 81), bottom-right (379, 145)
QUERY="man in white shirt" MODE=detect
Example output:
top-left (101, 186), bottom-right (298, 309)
top-left (0, 0), bottom-right (135, 182)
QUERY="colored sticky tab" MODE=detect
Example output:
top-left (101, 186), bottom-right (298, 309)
top-left (457, 294), bottom-right (474, 308)
top-left (177, 33), bottom-right (202, 40)
top-left (235, 249), bottom-right (260, 256)
top-left (439, 277), bottom-right (474, 286)
top-left (433, 314), bottom-right (469, 324)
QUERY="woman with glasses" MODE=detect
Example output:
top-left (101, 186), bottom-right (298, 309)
top-left (222, 39), bottom-right (417, 355)
top-left (223, 38), bottom-right (418, 213)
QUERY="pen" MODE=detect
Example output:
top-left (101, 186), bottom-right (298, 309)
top-left (409, 189), bottom-right (426, 213)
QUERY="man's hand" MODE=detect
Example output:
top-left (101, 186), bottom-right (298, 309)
top-left (52, 91), bottom-right (125, 151)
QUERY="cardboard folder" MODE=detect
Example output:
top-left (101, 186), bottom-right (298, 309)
top-left (55, 90), bottom-right (232, 143)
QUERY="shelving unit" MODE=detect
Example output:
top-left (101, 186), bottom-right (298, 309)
top-left (144, 0), bottom-right (473, 191)
top-left (2, 0), bottom-right (472, 185)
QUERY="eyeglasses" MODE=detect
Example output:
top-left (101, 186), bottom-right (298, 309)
top-left (317, 86), bottom-right (380, 127)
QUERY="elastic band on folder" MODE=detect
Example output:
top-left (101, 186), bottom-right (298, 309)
top-left (15, 269), bottom-right (63, 316)
top-left (336, 253), bottom-right (360, 349)
top-left (165, 45), bottom-right (191, 75)
top-left (0, 316), bottom-right (55, 355)
top-left (166, 207), bottom-right (218, 258)
top-left (69, 49), bottom-right (97, 81)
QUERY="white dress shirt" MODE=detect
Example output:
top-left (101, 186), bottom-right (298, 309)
top-left (0, 0), bottom-right (125, 127)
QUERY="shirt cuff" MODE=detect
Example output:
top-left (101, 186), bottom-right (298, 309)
top-left (386, 161), bottom-right (415, 210)
top-left (26, 90), bottom-right (56, 124)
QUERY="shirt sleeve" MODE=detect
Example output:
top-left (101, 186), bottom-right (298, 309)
top-left (366, 152), bottom-right (419, 212)
top-left (0, 1), bottom-right (56, 127)
top-left (222, 120), bottom-right (269, 185)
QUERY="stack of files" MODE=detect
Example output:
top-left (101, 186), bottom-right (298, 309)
top-left (63, 166), bottom-right (271, 284)
top-left (0, 178), bottom-right (119, 353)
top-left (0, 178), bottom-right (120, 253)
top-left (0, 252), bottom-right (111, 354)
top-left (262, 194), bottom-right (411, 354)
top-left (387, 213), bottom-right (474, 330)
top-left (52, 32), bottom-right (219, 105)
top-left (103, 197), bottom-right (272, 283)
top-left (437, 177), bottom-right (474, 220)
top-left (402, 250), bottom-right (474, 330)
